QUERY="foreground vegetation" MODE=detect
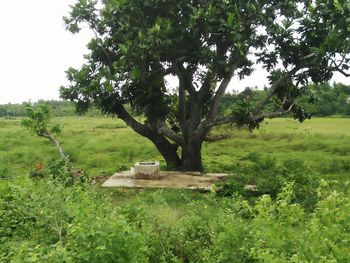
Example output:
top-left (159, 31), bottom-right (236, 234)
top-left (1, 175), bottom-right (349, 262)
top-left (1, 117), bottom-right (349, 261)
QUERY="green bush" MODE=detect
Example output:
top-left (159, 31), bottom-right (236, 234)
top-left (205, 182), bottom-right (350, 262)
top-left (215, 155), bottom-right (319, 210)
top-left (0, 177), bottom-right (147, 262)
top-left (45, 157), bottom-right (75, 186)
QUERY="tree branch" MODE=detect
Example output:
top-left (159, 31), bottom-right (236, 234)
top-left (114, 103), bottom-right (153, 138)
top-left (202, 114), bottom-right (236, 128)
top-left (198, 68), bottom-right (216, 104)
top-left (115, 103), bottom-right (185, 146)
top-left (39, 131), bottom-right (66, 159)
top-left (157, 121), bottom-right (184, 146)
top-left (252, 67), bottom-right (299, 115)
top-left (203, 99), bottom-right (295, 129)
top-left (198, 40), bottom-right (228, 104)
top-left (329, 61), bottom-right (350, 77)
top-left (173, 63), bottom-right (188, 134)
top-left (194, 75), bottom-right (232, 137)
top-left (202, 74), bottom-right (232, 126)
top-left (335, 68), bottom-right (350, 77)
top-left (173, 63), bottom-right (196, 95)
top-left (251, 102), bottom-right (295, 121)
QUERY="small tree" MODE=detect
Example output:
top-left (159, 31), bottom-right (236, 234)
top-left (61, 0), bottom-right (350, 171)
top-left (22, 104), bottom-right (66, 159)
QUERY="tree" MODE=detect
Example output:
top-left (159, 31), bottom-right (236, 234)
top-left (61, 0), bottom-right (350, 171)
top-left (22, 104), bottom-right (66, 159)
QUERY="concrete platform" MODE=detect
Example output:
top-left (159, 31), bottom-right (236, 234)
top-left (102, 170), bottom-right (228, 190)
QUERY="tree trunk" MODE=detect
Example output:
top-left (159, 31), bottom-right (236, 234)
top-left (150, 133), bottom-right (205, 172)
top-left (181, 139), bottom-right (203, 172)
top-left (149, 134), bottom-right (182, 170)
top-left (113, 104), bottom-right (182, 170)
top-left (49, 136), bottom-right (66, 159)
top-left (41, 132), bottom-right (66, 159)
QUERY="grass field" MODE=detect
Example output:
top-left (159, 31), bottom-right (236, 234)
top-left (1, 117), bottom-right (350, 261)
top-left (1, 116), bottom-right (349, 179)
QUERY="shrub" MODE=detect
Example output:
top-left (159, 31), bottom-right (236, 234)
top-left (0, 177), bottom-right (147, 262)
top-left (215, 155), bottom-right (319, 210)
top-left (209, 182), bottom-right (350, 262)
top-left (46, 157), bottom-right (74, 186)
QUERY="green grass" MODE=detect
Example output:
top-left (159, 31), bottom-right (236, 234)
top-left (1, 117), bottom-right (349, 180)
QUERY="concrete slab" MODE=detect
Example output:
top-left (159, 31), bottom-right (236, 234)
top-left (102, 171), bottom-right (228, 190)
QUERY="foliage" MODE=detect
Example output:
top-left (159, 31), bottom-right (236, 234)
top-left (302, 82), bottom-right (350, 116)
top-left (21, 103), bottom-right (67, 159)
top-left (220, 82), bottom-right (350, 117)
top-left (215, 155), bottom-right (319, 210)
top-left (0, 177), bottom-right (147, 262)
top-left (1, 176), bottom-right (349, 262)
top-left (1, 81), bottom-right (349, 119)
top-left (1, 116), bottom-right (349, 179)
top-left (45, 157), bottom-right (75, 186)
top-left (21, 104), bottom-right (61, 137)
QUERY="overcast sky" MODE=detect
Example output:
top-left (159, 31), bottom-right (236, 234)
top-left (0, 1), bottom-right (349, 104)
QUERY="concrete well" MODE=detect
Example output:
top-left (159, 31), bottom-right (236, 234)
top-left (134, 161), bottom-right (160, 179)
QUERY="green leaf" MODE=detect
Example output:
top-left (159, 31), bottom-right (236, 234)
top-left (130, 68), bottom-right (141, 80)
top-left (152, 23), bottom-right (160, 33)
top-left (227, 13), bottom-right (235, 25)
top-left (332, 0), bottom-right (343, 11)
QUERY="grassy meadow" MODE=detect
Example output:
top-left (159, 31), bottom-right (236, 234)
top-left (1, 116), bottom-right (350, 261)
top-left (1, 116), bottom-right (349, 180)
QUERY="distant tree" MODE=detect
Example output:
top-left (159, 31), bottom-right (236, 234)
top-left (0, 107), bottom-right (7, 117)
top-left (221, 82), bottom-right (350, 117)
top-left (22, 104), bottom-right (66, 159)
top-left (61, 0), bottom-right (350, 171)
top-left (0, 101), bottom-right (82, 118)
top-left (302, 83), bottom-right (350, 116)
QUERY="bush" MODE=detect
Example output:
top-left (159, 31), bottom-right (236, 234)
top-left (207, 182), bottom-right (350, 262)
top-left (215, 155), bottom-right (319, 210)
top-left (45, 157), bottom-right (74, 186)
top-left (0, 177), bottom-right (147, 262)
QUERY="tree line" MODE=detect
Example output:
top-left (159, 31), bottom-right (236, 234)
top-left (219, 82), bottom-right (350, 118)
top-left (0, 100), bottom-right (100, 118)
top-left (1, 82), bottom-right (350, 118)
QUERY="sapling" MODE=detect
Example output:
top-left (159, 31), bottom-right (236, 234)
top-left (22, 104), bottom-right (89, 184)
top-left (22, 104), bottom-right (82, 183)
top-left (22, 103), bottom-right (66, 159)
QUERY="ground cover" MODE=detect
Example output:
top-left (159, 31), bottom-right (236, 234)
top-left (1, 117), bottom-right (349, 178)
top-left (0, 117), bottom-right (349, 261)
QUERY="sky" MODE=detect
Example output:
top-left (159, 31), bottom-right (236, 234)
top-left (0, 1), bottom-right (349, 104)
top-left (0, 0), bottom-right (92, 104)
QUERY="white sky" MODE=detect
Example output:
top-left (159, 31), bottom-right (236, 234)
top-left (0, 1), bottom-right (349, 104)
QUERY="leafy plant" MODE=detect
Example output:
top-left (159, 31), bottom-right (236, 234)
top-left (22, 104), bottom-right (65, 159)
top-left (215, 155), bottom-right (319, 210)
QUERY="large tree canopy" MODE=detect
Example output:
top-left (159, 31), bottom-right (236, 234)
top-left (61, 0), bottom-right (350, 171)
